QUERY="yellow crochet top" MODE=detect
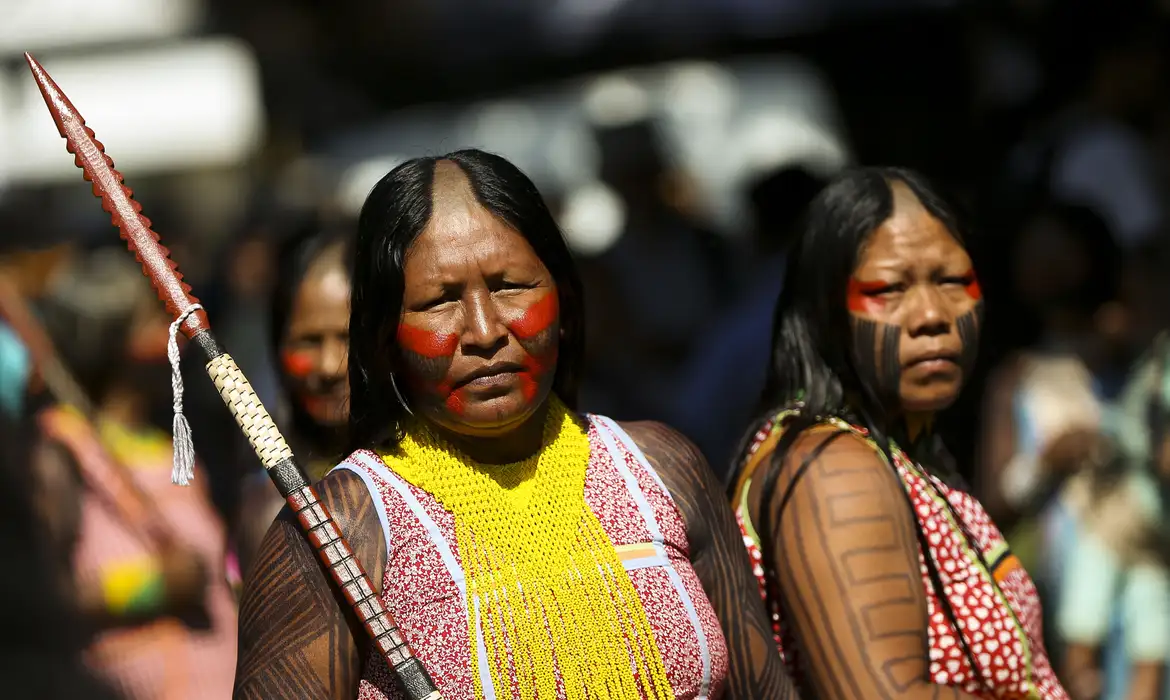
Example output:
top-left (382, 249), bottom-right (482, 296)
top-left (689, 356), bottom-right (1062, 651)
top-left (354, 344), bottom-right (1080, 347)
top-left (382, 397), bottom-right (673, 700)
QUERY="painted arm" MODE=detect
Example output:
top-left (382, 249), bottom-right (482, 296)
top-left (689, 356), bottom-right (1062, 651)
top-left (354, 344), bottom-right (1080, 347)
top-left (234, 469), bottom-right (386, 700)
top-left (761, 431), bottom-right (985, 700)
top-left (623, 421), bottom-right (800, 700)
top-left (234, 472), bottom-right (287, 579)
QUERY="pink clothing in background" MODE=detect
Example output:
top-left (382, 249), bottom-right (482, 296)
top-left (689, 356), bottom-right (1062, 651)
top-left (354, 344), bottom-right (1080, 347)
top-left (41, 406), bottom-right (237, 700)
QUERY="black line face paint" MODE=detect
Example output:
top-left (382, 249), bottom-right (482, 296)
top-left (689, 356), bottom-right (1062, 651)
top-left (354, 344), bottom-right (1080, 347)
top-left (850, 317), bottom-right (903, 403)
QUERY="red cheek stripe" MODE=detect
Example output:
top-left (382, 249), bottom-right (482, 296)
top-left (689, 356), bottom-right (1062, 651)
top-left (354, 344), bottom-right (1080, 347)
top-left (518, 374), bottom-right (539, 403)
top-left (444, 388), bottom-right (466, 415)
top-left (301, 395), bottom-right (331, 415)
top-left (508, 293), bottom-right (559, 339)
top-left (396, 324), bottom-right (458, 358)
top-left (846, 278), bottom-right (887, 313)
top-left (282, 351), bottom-right (314, 379)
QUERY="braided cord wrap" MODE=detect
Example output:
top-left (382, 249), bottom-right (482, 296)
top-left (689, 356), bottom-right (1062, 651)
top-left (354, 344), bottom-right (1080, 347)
top-left (204, 352), bottom-right (440, 699)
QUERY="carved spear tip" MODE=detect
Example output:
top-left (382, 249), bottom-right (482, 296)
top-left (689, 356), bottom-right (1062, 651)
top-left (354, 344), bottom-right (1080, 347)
top-left (24, 52), bottom-right (79, 137)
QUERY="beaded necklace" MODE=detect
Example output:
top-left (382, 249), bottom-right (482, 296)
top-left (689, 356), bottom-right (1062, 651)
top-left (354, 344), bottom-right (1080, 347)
top-left (382, 397), bottom-right (673, 700)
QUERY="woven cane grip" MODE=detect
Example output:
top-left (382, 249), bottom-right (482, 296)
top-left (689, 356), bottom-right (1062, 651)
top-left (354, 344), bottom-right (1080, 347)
top-left (206, 354), bottom-right (293, 468)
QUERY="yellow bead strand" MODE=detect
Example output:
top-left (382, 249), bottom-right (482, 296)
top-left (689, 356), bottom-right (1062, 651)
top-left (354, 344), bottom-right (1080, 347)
top-left (382, 397), bottom-right (673, 700)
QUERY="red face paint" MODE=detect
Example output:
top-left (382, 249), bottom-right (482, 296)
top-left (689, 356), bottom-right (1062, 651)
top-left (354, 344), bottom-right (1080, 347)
top-left (511, 293), bottom-right (559, 403)
top-left (397, 322), bottom-right (464, 414)
top-left (282, 350), bottom-right (315, 379)
top-left (396, 324), bottom-right (458, 358)
top-left (846, 278), bottom-right (889, 314)
top-left (397, 293), bottom-right (561, 417)
top-left (507, 292), bottom-right (559, 339)
top-left (444, 388), bottom-right (466, 415)
top-left (961, 270), bottom-right (983, 301)
top-left (301, 394), bottom-right (332, 417)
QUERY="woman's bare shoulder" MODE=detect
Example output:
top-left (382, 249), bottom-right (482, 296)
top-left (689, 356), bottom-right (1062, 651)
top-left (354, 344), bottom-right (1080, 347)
top-left (747, 424), bottom-right (896, 518)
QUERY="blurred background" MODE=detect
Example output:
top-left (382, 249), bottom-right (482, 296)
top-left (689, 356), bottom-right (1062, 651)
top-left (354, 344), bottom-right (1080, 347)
top-left (4, 0), bottom-right (1170, 698)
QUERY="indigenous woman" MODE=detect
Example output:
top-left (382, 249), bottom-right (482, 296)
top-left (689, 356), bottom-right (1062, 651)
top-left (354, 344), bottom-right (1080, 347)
top-left (235, 149), bottom-right (793, 699)
top-left (235, 220), bottom-right (353, 574)
top-left (730, 167), bottom-right (1070, 699)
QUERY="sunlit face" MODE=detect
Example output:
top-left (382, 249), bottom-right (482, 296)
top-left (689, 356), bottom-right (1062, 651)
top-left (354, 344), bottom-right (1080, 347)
top-left (847, 182), bottom-right (984, 414)
top-left (280, 247), bottom-right (351, 428)
top-left (395, 162), bottom-right (559, 437)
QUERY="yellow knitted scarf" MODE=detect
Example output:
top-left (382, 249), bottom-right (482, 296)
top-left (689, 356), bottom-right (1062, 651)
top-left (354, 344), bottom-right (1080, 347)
top-left (382, 398), bottom-right (673, 699)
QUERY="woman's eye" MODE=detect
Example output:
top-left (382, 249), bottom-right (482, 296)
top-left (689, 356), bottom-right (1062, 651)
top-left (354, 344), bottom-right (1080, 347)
top-left (495, 280), bottom-right (535, 292)
top-left (851, 280), bottom-right (903, 296)
top-left (418, 295), bottom-right (454, 310)
top-left (942, 275), bottom-right (976, 287)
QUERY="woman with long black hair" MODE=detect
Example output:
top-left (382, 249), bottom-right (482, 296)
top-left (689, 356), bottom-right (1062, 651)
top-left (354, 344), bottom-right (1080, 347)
top-left (729, 167), bottom-right (1070, 699)
top-left (235, 218), bottom-right (354, 573)
top-left (236, 149), bottom-right (793, 699)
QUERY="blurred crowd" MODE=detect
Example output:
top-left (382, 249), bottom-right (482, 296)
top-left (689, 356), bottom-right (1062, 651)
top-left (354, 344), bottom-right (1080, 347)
top-left (5, 0), bottom-right (1170, 698)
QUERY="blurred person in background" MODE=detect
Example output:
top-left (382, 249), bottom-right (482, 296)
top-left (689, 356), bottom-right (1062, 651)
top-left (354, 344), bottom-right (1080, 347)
top-left (977, 200), bottom-right (1126, 638)
top-left (1001, 2), bottom-right (1167, 251)
top-left (1052, 327), bottom-right (1170, 700)
top-left (180, 211), bottom-right (285, 532)
top-left (0, 204), bottom-right (81, 420)
top-left (235, 216), bottom-right (353, 575)
top-left (731, 167), bottom-right (1070, 699)
top-left (1053, 241), bottom-right (1170, 700)
top-left (32, 246), bottom-right (237, 699)
top-left (0, 405), bottom-right (123, 700)
top-left (672, 165), bottom-right (827, 474)
top-left (582, 118), bottom-right (735, 422)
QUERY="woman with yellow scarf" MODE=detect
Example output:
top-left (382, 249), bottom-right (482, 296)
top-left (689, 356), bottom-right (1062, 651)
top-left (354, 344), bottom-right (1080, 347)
top-left (234, 149), bottom-right (794, 700)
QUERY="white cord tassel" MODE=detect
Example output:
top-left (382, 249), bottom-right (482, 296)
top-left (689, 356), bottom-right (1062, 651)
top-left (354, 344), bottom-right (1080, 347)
top-left (168, 304), bottom-right (202, 486)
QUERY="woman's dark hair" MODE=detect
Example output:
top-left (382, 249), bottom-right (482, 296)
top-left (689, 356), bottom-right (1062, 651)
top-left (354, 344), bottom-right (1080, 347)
top-left (347, 149), bottom-right (585, 451)
top-left (268, 214), bottom-right (355, 453)
top-left (731, 166), bottom-right (991, 690)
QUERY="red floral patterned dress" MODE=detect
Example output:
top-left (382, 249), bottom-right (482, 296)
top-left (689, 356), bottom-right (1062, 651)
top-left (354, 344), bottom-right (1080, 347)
top-left (732, 410), bottom-right (1069, 700)
top-left (333, 415), bottom-right (728, 700)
